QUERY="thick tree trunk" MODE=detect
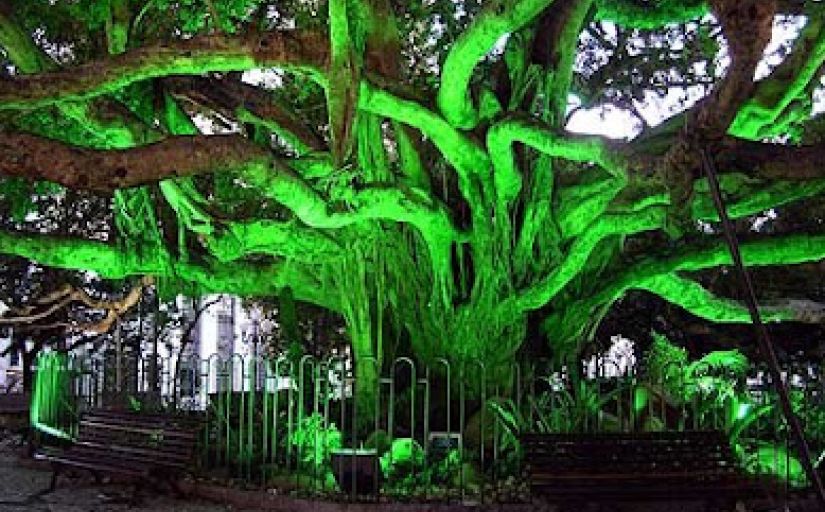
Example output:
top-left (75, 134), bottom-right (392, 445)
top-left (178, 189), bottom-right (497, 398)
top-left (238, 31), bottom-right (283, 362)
top-left (353, 354), bottom-right (380, 433)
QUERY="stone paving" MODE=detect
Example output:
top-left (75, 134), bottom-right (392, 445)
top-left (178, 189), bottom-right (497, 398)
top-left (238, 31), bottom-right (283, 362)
top-left (0, 433), bottom-right (249, 512)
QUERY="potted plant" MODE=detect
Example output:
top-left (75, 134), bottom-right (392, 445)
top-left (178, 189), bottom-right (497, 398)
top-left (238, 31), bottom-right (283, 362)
top-left (330, 447), bottom-right (380, 495)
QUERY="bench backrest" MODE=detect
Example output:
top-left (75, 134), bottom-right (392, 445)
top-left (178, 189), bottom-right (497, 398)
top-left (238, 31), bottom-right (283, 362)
top-left (522, 430), bottom-right (738, 476)
top-left (0, 393), bottom-right (30, 413)
top-left (78, 410), bottom-right (201, 466)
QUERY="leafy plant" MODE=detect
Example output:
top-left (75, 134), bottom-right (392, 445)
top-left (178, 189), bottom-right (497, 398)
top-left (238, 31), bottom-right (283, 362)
top-left (380, 438), bottom-right (425, 479)
top-left (379, 441), bottom-right (463, 493)
top-left (739, 442), bottom-right (809, 488)
top-left (643, 333), bottom-right (749, 422)
top-left (291, 413), bottom-right (342, 471)
top-left (487, 376), bottom-right (623, 468)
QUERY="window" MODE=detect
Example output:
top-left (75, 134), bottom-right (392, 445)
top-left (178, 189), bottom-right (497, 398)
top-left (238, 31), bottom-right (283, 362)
top-left (217, 312), bottom-right (234, 355)
top-left (9, 349), bottom-right (19, 367)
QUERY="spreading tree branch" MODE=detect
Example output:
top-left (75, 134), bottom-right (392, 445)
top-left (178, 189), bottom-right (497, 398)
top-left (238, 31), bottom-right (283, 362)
top-left (437, 0), bottom-right (555, 129)
top-left (206, 219), bottom-right (342, 263)
top-left (0, 133), bottom-right (270, 192)
top-left (636, 273), bottom-right (825, 324)
top-left (0, 277), bottom-right (149, 341)
top-left (359, 81), bottom-right (492, 221)
top-left (487, 117), bottom-right (625, 206)
top-left (0, 31), bottom-right (329, 111)
top-left (0, 7), bottom-right (157, 147)
top-left (0, 229), bottom-right (337, 310)
top-left (0, 129), bottom-right (459, 273)
top-left (730, 10), bottom-right (825, 140)
top-left (164, 76), bottom-right (326, 154)
top-left (511, 206), bottom-right (667, 313)
top-left (570, 233), bottom-right (825, 321)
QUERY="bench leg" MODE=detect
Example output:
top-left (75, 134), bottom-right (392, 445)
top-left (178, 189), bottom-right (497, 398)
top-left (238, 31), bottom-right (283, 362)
top-left (48, 463), bottom-right (61, 492)
top-left (168, 478), bottom-right (186, 499)
top-left (128, 480), bottom-right (146, 507)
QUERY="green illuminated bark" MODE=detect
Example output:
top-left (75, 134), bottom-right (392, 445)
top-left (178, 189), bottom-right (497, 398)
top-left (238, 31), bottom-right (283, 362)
top-left (0, 8), bottom-right (155, 148)
top-left (437, 0), bottom-right (556, 129)
top-left (487, 118), bottom-right (624, 206)
top-left (208, 220), bottom-right (341, 263)
top-left (0, 32), bottom-right (329, 111)
top-left (636, 274), bottom-right (793, 323)
top-left (0, 229), bottom-right (334, 310)
top-left (512, 206), bottom-right (666, 312)
top-left (548, 234), bottom-right (825, 353)
top-left (730, 14), bottom-right (825, 140)
top-left (360, 82), bottom-right (491, 205)
top-left (593, 0), bottom-right (709, 28)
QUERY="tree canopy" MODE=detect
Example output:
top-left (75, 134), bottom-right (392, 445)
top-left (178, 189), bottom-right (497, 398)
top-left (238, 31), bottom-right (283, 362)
top-left (2, 0), bottom-right (825, 394)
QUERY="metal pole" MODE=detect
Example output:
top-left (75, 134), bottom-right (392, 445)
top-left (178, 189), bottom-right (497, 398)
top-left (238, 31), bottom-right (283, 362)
top-left (115, 317), bottom-right (122, 394)
top-left (700, 148), bottom-right (825, 508)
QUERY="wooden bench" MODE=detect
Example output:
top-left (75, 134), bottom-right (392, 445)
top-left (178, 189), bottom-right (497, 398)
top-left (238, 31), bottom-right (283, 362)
top-left (36, 409), bottom-right (202, 493)
top-left (0, 392), bottom-right (29, 426)
top-left (522, 430), bottom-right (762, 503)
top-left (0, 393), bottom-right (30, 443)
top-left (0, 392), bottom-right (30, 413)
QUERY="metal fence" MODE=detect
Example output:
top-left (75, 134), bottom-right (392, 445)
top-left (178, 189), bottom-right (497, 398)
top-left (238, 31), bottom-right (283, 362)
top-left (30, 351), bottom-right (825, 502)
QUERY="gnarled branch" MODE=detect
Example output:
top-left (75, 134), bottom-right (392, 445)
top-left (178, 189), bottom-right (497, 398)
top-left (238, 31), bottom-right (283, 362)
top-left (730, 10), bottom-right (825, 140)
top-left (0, 31), bottom-right (329, 111)
top-left (0, 133), bottom-right (270, 192)
top-left (164, 76), bottom-right (326, 154)
top-left (437, 0), bottom-right (555, 129)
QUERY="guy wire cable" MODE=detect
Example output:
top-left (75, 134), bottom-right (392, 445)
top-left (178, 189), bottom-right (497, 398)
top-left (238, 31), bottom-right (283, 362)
top-left (700, 147), bottom-right (825, 510)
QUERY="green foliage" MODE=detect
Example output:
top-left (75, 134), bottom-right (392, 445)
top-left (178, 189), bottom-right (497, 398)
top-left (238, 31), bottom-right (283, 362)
top-left (291, 413), bottom-right (342, 471)
top-left (644, 332), bottom-right (688, 385)
top-left (790, 389), bottom-right (825, 444)
top-left (150, 0), bottom-right (266, 34)
top-left (364, 429), bottom-right (392, 455)
top-left (379, 440), bottom-right (464, 493)
top-left (65, 0), bottom-right (111, 31)
top-left (740, 442), bottom-right (809, 488)
top-left (127, 394), bottom-right (142, 412)
top-left (379, 437), bottom-right (425, 479)
top-left (0, 179), bottom-right (64, 222)
top-left (644, 333), bottom-right (748, 406)
top-left (639, 335), bottom-right (819, 486)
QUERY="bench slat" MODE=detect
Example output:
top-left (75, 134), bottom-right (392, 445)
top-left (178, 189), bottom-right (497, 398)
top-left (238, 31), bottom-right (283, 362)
top-left (37, 408), bottom-right (202, 490)
top-left (522, 430), bottom-right (757, 500)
